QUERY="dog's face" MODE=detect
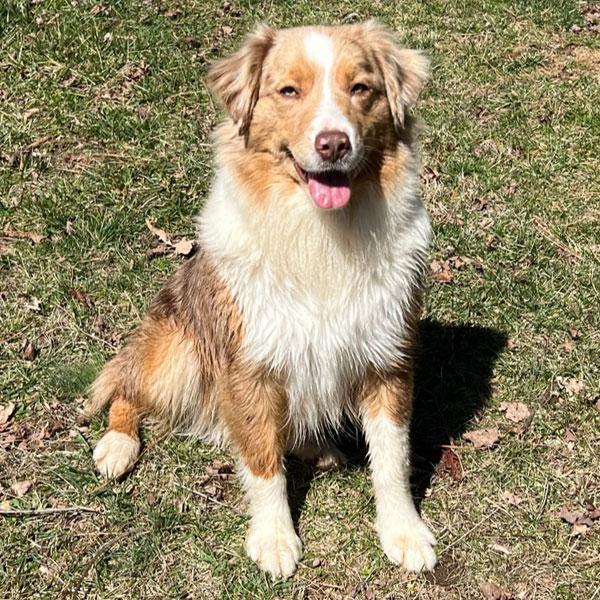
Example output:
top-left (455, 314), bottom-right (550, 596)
top-left (209, 22), bottom-right (429, 210)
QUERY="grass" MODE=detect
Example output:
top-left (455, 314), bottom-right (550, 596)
top-left (1, 0), bottom-right (599, 598)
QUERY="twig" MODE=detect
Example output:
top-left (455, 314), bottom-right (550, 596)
top-left (175, 482), bottom-right (244, 515)
top-left (0, 506), bottom-right (101, 517)
top-left (87, 431), bottom-right (170, 495)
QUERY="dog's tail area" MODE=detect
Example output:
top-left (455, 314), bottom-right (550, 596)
top-left (84, 357), bottom-right (123, 417)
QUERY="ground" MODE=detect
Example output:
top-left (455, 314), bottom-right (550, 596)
top-left (1, 1), bottom-right (599, 599)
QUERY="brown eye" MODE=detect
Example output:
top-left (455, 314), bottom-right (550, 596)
top-left (351, 83), bottom-right (369, 96)
top-left (279, 86), bottom-right (299, 97)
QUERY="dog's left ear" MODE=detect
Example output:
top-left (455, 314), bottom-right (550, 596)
top-left (208, 24), bottom-right (276, 137)
top-left (361, 21), bottom-right (430, 135)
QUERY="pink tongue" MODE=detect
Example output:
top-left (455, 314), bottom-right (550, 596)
top-left (307, 172), bottom-right (351, 209)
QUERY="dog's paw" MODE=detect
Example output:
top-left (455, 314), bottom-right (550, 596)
top-left (246, 520), bottom-right (302, 579)
top-left (93, 430), bottom-right (140, 478)
top-left (378, 517), bottom-right (437, 572)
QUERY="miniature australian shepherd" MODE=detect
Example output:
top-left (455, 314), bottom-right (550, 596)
top-left (86, 21), bottom-right (436, 577)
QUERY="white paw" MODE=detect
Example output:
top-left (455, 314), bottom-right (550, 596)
top-left (93, 430), bottom-right (140, 478)
top-left (246, 520), bottom-right (302, 579)
top-left (378, 517), bottom-right (437, 572)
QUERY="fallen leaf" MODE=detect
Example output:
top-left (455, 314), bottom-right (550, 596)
top-left (479, 581), bottom-right (511, 600)
top-left (145, 219), bottom-right (171, 245)
top-left (565, 378), bottom-right (584, 395)
top-left (558, 340), bottom-right (573, 353)
top-left (498, 402), bottom-right (531, 423)
top-left (66, 220), bottom-right (73, 235)
top-left (221, 25), bottom-right (233, 36)
top-left (173, 239), bottom-right (194, 256)
top-left (164, 8), bottom-right (183, 17)
top-left (463, 428), bottom-right (499, 449)
top-left (500, 490), bottom-right (523, 506)
top-left (20, 340), bottom-right (37, 361)
top-left (440, 447), bottom-right (463, 481)
top-left (431, 269), bottom-right (453, 283)
top-left (564, 428), bottom-right (577, 444)
top-left (90, 4), bottom-right (102, 15)
top-left (568, 327), bottom-right (581, 339)
top-left (571, 523), bottom-right (589, 537)
top-left (311, 558), bottom-right (322, 568)
top-left (67, 289), bottom-right (93, 311)
top-left (11, 480), bottom-right (33, 497)
top-left (0, 402), bottom-right (15, 425)
top-left (505, 181), bottom-right (518, 195)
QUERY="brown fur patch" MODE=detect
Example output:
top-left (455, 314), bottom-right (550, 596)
top-left (107, 398), bottom-right (140, 440)
top-left (87, 248), bottom-right (244, 435)
top-left (222, 360), bottom-right (287, 478)
top-left (361, 369), bottom-right (414, 426)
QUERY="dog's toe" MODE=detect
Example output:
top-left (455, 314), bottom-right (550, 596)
top-left (93, 430), bottom-right (140, 479)
top-left (246, 521), bottom-right (302, 579)
top-left (379, 517), bottom-right (437, 572)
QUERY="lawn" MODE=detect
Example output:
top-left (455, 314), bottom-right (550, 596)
top-left (1, 0), bottom-right (599, 598)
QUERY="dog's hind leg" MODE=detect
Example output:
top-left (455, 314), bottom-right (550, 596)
top-left (93, 398), bottom-right (141, 479)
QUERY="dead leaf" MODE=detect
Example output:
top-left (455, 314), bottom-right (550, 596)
top-left (463, 428), bottom-right (499, 449)
top-left (440, 447), bottom-right (463, 481)
top-left (135, 105), bottom-right (151, 119)
top-left (479, 581), bottom-right (512, 600)
top-left (498, 402), bottom-right (531, 423)
top-left (571, 523), bottom-right (589, 537)
top-left (11, 480), bottom-right (33, 497)
top-left (420, 166), bottom-right (441, 183)
top-left (20, 340), bottom-right (37, 361)
top-left (564, 428), bottom-right (577, 443)
top-left (505, 181), bottom-right (518, 195)
top-left (500, 490), bottom-right (523, 506)
top-left (173, 239), bottom-right (194, 256)
top-left (565, 378), bottom-right (584, 395)
top-left (569, 327), bottom-right (581, 339)
top-left (0, 402), bottom-right (15, 425)
top-left (145, 219), bottom-right (171, 245)
top-left (67, 289), bottom-right (93, 311)
top-left (90, 4), bottom-right (102, 15)
top-left (430, 260), bottom-right (454, 283)
top-left (221, 25), bottom-right (233, 36)
top-left (164, 8), bottom-right (183, 18)
top-left (66, 220), bottom-right (74, 235)
top-left (558, 340), bottom-right (573, 353)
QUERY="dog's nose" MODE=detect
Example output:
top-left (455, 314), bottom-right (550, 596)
top-left (315, 130), bottom-right (351, 162)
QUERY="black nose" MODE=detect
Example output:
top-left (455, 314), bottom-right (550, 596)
top-left (315, 130), bottom-right (351, 162)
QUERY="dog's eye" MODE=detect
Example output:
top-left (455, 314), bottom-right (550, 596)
top-left (350, 83), bottom-right (369, 96)
top-left (279, 86), bottom-right (299, 97)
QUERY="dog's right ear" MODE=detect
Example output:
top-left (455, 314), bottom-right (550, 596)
top-left (208, 24), bottom-right (276, 137)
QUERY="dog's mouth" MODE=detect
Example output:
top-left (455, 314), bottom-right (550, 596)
top-left (287, 151), bottom-right (351, 210)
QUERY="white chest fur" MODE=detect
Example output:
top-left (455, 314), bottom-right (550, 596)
top-left (199, 169), bottom-right (431, 443)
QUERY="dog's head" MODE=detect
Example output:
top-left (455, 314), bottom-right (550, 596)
top-left (208, 22), bottom-right (429, 210)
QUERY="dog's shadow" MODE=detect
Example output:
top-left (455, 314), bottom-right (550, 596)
top-left (286, 318), bottom-right (507, 524)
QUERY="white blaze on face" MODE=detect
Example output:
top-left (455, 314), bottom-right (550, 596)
top-left (303, 31), bottom-right (356, 159)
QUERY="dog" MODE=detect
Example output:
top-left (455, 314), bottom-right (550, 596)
top-left (86, 21), bottom-right (436, 578)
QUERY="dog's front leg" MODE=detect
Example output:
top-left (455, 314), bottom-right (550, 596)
top-left (223, 361), bottom-right (301, 579)
top-left (361, 370), bottom-right (437, 572)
